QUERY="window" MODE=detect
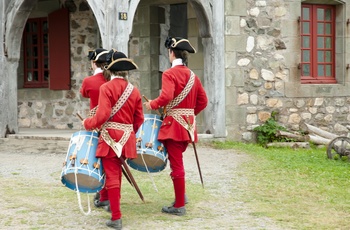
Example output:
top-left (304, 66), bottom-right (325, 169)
top-left (22, 8), bottom-right (71, 90)
top-left (23, 18), bottom-right (49, 88)
top-left (300, 4), bottom-right (336, 84)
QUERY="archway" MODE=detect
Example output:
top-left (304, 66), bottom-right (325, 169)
top-left (3, 0), bottom-right (102, 136)
top-left (1, 0), bottom-right (36, 136)
top-left (126, 0), bottom-right (226, 137)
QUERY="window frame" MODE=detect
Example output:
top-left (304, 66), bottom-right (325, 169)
top-left (300, 4), bottom-right (336, 84)
top-left (23, 17), bottom-right (49, 88)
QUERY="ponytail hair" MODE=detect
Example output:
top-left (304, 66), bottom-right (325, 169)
top-left (171, 48), bottom-right (189, 66)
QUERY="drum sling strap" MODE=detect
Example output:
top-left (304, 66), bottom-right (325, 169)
top-left (100, 83), bottom-right (134, 158)
top-left (165, 70), bottom-right (196, 141)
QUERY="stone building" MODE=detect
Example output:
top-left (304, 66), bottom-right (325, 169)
top-left (0, 0), bottom-right (349, 142)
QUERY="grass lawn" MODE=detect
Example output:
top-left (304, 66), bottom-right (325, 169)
top-left (213, 141), bottom-right (350, 229)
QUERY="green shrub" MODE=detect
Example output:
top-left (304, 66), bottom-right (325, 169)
top-left (253, 111), bottom-right (289, 146)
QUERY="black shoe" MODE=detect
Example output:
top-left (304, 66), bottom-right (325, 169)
top-left (94, 199), bottom-right (109, 208)
top-left (171, 194), bottom-right (189, 206)
top-left (94, 192), bottom-right (100, 202)
top-left (161, 206), bottom-right (186, 216)
top-left (103, 205), bottom-right (111, 213)
top-left (106, 219), bottom-right (122, 230)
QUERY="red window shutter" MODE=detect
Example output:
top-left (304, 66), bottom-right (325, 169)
top-left (48, 8), bottom-right (71, 90)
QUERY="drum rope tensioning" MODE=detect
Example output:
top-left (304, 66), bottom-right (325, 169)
top-left (127, 114), bottom-right (168, 193)
top-left (73, 131), bottom-right (95, 215)
top-left (61, 130), bottom-right (105, 215)
top-left (74, 166), bottom-right (91, 215)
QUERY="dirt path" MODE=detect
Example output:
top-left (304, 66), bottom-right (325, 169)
top-left (0, 139), bottom-right (284, 230)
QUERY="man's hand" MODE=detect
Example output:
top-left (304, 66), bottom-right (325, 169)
top-left (143, 101), bottom-right (152, 111)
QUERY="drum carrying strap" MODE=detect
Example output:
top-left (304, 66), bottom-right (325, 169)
top-left (101, 83), bottom-right (134, 157)
top-left (88, 83), bottom-right (134, 118)
top-left (165, 71), bottom-right (196, 141)
top-left (101, 122), bottom-right (133, 158)
top-left (110, 83), bottom-right (134, 119)
top-left (166, 108), bottom-right (195, 141)
top-left (88, 106), bottom-right (98, 117)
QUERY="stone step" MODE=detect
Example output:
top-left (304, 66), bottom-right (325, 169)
top-left (0, 138), bottom-right (69, 154)
top-left (1, 128), bottom-right (216, 155)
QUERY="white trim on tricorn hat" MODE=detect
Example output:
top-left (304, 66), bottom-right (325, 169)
top-left (95, 51), bottom-right (109, 62)
top-left (88, 48), bottom-right (108, 63)
top-left (105, 51), bottom-right (138, 71)
top-left (165, 37), bottom-right (196, 53)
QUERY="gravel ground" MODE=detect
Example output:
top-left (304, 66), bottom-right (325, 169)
top-left (0, 138), bottom-right (284, 230)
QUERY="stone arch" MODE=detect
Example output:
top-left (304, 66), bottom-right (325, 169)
top-left (86, 0), bottom-right (106, 46)
top-left (128, 0), bottom-right (212, 37)
top-left (0, 0), bottom-right (37, 137)
top-left (87, 0), bottom-right (225, 137)
top-left (188, 0), bottom-right (212, 38)
top-left (2, 0), bottom-right (104, 137)
top-left (4, 0), bottom-right (35, 61)
top-left (128, 0), bottom-right (140, 35)
top-left (128, 0), bottom-right (226, 137)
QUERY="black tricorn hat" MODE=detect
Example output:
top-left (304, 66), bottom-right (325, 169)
top-left (88, 48), bottom-right (108, 63)
top-left (105, 48), bottom-right (118, 65)
top-left (164, 37), bottom-right (196, 53)
top-left (105, 50), bottom-right (138, 72)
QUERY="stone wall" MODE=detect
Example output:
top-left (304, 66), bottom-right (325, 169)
top-left (225, 0), bottom-right (350, 142)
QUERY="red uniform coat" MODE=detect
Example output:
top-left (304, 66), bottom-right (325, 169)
top-left (84, 78), bottom-right (144, 159)
top-left (150, 65), bottom-right (208, 142)
top-left (80, 72), bottom-right (107, 109)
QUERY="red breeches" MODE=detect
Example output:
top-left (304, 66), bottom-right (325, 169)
top-left (100, 156), bottom-right (123, 220)
top-left (162, 139), bottom-right (188, 179)
top-left (162, 139), bottom-right (188, 207)
top-left (102, 156), bottom-right (122, 189)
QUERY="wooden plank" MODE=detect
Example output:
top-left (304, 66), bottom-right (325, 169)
top-left (267, 142), bottom-right (310, 148)
top-left (305, 123), bottom-right (338, 140)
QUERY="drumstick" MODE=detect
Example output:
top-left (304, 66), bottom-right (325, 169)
top-left (142, 95), bottom-right (162, 117)
top-left (142, 95), bottom-right (150, 102)
top-left (76, 113), bottom-right (99, 133)
top-left (76, 113), bottom-right (84, 121)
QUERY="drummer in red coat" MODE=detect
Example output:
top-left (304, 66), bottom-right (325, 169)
top-left (80, 48), bottom-right (110, 205)
top-left (80, 48), bottom-right (109, 111)
top-left (83, 50), bottom-right (144, 230)
top-left (144, 37), bottom-right (208, 216)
